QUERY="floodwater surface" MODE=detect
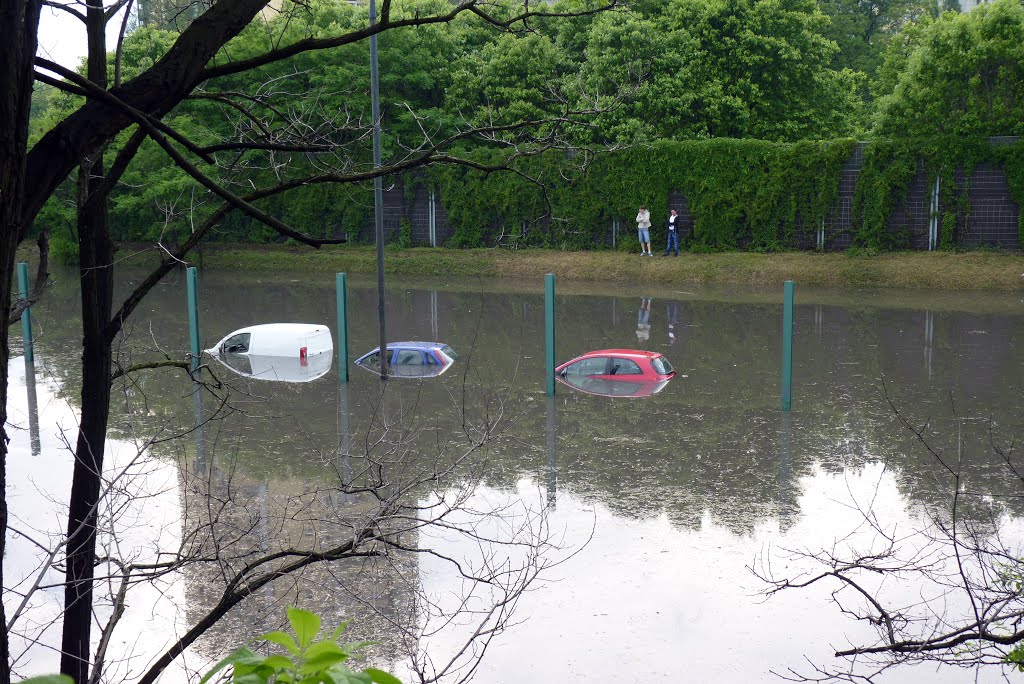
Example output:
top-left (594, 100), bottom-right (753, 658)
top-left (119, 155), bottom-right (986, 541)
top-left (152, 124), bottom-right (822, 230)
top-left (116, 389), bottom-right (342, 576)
top-left (6, 267), bottom-right (1024, 683)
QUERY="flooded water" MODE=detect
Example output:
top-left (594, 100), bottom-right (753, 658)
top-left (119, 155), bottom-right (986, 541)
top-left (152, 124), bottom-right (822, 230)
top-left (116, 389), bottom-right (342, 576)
top-left (7, 267), bottom-right (1024, 683)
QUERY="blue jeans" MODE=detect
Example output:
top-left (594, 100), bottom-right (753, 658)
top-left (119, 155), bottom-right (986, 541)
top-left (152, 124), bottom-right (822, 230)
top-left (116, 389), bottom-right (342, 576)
top-left (638, 228), bottom-right (650, 243)
top-left (664, 231), bottom-right (678, 255)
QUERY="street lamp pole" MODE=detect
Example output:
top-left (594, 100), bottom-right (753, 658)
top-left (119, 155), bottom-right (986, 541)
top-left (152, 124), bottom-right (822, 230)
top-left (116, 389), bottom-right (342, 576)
top-left (369, 0), bottom-right (387, 379)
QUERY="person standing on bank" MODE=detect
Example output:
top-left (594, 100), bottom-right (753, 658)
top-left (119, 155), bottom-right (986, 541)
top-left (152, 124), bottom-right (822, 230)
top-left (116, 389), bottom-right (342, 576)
top-left (636, 205), bottom-right (653, 257)
top-left (664, 209), bottom-right (680, 256)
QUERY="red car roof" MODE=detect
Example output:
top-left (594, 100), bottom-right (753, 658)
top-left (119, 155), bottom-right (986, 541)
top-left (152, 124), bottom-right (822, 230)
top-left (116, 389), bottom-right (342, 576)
top-left (580, 349), bottom-right (662, 358)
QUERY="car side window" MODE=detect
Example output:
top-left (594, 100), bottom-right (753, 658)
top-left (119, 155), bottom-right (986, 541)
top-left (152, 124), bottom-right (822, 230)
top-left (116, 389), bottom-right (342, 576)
top-left (565, 357), bottom-right (608, 376)
top-left (396, 349), bottom-right (425, 365)
top-left (223, 333), bottom-right (251, 354)
top-left (609, 358), bottom-right (643, 375)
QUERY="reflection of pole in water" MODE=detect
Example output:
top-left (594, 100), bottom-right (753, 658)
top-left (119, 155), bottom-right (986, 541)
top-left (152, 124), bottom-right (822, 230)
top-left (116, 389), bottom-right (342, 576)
top-left (546, 395), bottom-right (557, 510)
top-left (814, 304), bottom-right (823, 341)
top-left (430, 290), bottom-right (439, 341)
top-left (192, 385), bottom-right (208, 476)
top-left (777, 411), bottom-right (792, 530)
top-left (338, 382), bottom-right (353, 490)
top-left (924, 310), bottom-right (934, 381)
top-left (24, 358), bottom-right (40, 457)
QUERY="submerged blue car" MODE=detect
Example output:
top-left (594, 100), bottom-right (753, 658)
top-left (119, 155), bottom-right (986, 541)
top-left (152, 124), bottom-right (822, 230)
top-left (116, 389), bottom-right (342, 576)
top-left (354, 342), bottom-right (458, 378)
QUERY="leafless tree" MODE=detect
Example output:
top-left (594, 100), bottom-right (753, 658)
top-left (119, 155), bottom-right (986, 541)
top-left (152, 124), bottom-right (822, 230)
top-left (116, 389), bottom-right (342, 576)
top-left (753, 386), bottom-right (1024, 683)
top-left (8, 328), bottom-right (571, 684)
top-left (1, 1), bottom-right (633, 682)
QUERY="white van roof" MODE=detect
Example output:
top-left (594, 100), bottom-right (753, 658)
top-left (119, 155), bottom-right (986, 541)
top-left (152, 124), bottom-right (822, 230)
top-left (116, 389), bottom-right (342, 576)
top-left (206, 323), bottom-right (333, 357)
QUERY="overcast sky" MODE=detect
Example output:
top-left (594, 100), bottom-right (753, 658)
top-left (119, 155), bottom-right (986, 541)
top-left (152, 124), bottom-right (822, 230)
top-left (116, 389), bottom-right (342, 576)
top-left (37, 4), bottom-right (130, 70)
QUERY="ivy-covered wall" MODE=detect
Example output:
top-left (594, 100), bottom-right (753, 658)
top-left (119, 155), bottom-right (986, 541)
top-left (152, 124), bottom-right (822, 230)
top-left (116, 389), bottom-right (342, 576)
top-left (387, 137), bottom-right (1022, 252)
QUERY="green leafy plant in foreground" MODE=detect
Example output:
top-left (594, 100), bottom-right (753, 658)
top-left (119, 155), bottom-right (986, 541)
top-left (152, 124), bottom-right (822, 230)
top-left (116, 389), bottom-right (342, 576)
top-left (200, 608), bottom-right (401, 684)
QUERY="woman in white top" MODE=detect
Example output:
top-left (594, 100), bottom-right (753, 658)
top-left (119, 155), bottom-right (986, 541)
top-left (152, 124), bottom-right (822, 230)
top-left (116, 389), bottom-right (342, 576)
top-left (636, 206), bottom-right (652, 256)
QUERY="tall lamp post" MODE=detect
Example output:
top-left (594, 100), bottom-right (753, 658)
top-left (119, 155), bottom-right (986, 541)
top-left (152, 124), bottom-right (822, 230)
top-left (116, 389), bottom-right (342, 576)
top-left (370, 0), bottom-right (388, 379)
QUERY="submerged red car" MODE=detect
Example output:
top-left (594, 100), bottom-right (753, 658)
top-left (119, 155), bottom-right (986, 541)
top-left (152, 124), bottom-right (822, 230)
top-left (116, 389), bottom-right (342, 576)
top-left (555, 349), bottom-right (676, 397)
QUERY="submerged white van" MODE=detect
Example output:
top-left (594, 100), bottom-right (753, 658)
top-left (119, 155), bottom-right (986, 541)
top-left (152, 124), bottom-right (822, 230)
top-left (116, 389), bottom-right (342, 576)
top-left (206, 323), bottom-right (334, 383)
top-left (207, 323), bottom-right (333, 358)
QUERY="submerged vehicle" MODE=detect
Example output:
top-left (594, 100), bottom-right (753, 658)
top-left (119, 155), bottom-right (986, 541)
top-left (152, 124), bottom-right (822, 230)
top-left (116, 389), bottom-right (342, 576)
top-left (206, 323), bottom-right (334, 383)
top-left (555, 349), bottom-right (676, 397)
top-left (354, 341), bottom-right (458, 378)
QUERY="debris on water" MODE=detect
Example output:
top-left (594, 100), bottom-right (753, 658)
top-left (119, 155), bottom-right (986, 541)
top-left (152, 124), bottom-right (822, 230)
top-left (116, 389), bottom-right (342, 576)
top-left (594, 436), bottom-right (647, 444)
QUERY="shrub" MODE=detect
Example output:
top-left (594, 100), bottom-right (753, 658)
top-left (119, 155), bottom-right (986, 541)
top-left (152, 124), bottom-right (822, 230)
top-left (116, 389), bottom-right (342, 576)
top-left (201, 607), bottom-right (401, 684)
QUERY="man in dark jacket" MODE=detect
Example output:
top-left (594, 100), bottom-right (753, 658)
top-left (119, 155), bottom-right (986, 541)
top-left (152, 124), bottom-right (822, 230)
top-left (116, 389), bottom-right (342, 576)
top-left (663, 209), bottom-right (680, 256)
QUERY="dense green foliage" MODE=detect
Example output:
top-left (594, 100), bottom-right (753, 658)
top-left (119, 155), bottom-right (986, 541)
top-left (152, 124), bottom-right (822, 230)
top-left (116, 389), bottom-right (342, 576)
top-left (28, 0), bottom-right (1024, 257)
top-left (562, 0), bottom-right (863, 142)
top-left (873, 0), bottom-right (1024, 136)
top-left (819, 0), bottom-right (953, 83)
top-left (433, 139), bottom-right (855, 250)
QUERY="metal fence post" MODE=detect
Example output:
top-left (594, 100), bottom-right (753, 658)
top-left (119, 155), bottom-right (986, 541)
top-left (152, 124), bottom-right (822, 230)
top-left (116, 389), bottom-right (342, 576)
top-left (428, 189), bottom-right (437, 247)
top-left (337, 273), bottom-right (350, 383)
top-left (781, 280), bottom-right (795, 411)
top-left (545, 273), bottom-right (556, 395)
top-left (186, 266), bottom-right (201, 371)
top-left (16, 262), bottom-right (33, 362)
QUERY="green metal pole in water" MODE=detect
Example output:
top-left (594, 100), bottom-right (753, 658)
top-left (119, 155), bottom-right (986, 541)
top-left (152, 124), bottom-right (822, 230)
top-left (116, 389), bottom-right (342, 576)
top-left (781, 280), bottom-right (795, 411)
top-left (337, 273), bottom-right (350, 383)
top-left (16, 262), bottom-right (33, 362)
top-left (545, 273), bottom-right (556, 396)
top-left (186, 266), bottom-right (201, 371)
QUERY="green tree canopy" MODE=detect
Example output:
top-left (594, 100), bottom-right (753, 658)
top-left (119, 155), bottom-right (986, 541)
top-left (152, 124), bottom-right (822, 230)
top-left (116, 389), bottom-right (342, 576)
top-left (873, 0), bottom-right (1024, 137)
top-left (570, 0), bottom-right (863, 142)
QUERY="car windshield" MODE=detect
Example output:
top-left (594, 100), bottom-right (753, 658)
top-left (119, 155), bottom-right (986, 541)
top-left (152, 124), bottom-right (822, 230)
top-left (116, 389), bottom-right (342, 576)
top-left (651, 356), bottom-right (673, 375)
top-left (440, 345), bottom-right (459, 361)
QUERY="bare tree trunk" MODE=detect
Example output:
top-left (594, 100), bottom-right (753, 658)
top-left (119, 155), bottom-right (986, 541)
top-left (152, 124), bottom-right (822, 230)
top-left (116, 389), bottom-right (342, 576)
top-left (0, 2), bottom-right (42, 683)
top-left (61, 3), bottom-right (112, 681)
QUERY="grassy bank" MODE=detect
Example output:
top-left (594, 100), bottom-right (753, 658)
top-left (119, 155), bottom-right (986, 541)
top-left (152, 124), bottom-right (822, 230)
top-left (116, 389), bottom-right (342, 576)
top-left (158, 245), bottom-right (1024, 291)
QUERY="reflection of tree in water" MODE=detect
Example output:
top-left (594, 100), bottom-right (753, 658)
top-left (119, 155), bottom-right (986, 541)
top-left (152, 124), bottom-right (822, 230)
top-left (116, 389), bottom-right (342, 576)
top-left (150, 376), bottom-right (555, 682)
top-left (27, 268), bottom-right (1024, 535)
top-left (180, 446), bottom-right (421, 668)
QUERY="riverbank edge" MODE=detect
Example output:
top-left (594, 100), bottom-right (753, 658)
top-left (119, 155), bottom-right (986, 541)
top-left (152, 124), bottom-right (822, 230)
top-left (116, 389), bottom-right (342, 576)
top-left (116, 245), bottom-right (1024, 291)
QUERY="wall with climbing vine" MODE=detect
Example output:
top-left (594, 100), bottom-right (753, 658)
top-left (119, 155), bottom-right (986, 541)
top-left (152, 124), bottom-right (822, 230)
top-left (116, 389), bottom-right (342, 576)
top-left (139, 137), bottom-right (1021, 253)
top-left (408, 137), bottom-right (1023, 251)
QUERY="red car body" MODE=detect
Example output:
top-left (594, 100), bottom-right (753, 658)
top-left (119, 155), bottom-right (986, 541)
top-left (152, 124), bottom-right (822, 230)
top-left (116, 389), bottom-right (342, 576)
top-left (555, 349), bottom-right (676, 397)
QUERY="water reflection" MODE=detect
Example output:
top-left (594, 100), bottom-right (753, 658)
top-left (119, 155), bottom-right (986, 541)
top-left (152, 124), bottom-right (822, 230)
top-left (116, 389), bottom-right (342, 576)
top-left (211, 351), bottom-right (333, 383)
top-left (635, 297), bottom-right (651, 346)
top-left (12, 269), bottom-right (1024, 683)
top-left (666, 300), bottom-right (680, 346)
top-left (5, 361), bottom-right (186, 679)
top-left (546, 395), bottom-right (557, 510)
top-left (23, 357), bottom-right (40, 457)
top-left (557, 375), bottom-right (671, 397)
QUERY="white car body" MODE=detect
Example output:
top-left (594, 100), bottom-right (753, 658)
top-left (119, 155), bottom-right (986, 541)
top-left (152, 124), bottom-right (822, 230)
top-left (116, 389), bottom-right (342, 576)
top-left (206, 323), bottom-right (334, 383)
top-left (207, 323), bottom-right (333, 357)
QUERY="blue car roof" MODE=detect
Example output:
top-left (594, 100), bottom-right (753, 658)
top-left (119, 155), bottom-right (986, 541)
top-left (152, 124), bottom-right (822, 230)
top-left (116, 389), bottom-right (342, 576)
top-left (354, 342), bottom-right (444, 362)
top-left (390, 341), bottom-right (443, 349)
